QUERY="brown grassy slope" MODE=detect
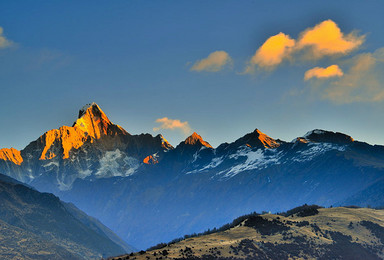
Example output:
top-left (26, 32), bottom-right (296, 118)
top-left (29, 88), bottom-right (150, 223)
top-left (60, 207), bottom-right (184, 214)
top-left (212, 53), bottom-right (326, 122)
top-left (110, 207), bottom-right (384, 260)
top-left (0, 219), bottom-right (81, 260)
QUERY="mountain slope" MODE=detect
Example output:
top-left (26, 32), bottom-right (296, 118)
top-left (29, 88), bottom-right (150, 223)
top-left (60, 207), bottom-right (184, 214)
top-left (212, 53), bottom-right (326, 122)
top-left (0, 173), bottom-right (133, 259)
top-left (111, 207), bottom-right (384, 260)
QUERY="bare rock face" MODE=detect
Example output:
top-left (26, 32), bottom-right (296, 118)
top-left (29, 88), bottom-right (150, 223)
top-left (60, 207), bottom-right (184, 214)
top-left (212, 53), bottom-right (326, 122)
top-left (0, 148), bottom-right (23, 165)
top-left (184, 132), bottom-right (213, 148)
top-left (222, 128), bottom-right (282, 150)
top-left (0, 103), bottom-right (172, 190)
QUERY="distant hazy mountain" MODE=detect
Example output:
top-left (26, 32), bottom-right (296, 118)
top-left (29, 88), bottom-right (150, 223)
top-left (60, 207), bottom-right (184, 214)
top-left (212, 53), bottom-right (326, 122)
top-left (1, 103), bottom-right (384, 249)
top-left (0, 173), bottom-right (134, 259)
top-left (110, 206), bottom-right (384, 260)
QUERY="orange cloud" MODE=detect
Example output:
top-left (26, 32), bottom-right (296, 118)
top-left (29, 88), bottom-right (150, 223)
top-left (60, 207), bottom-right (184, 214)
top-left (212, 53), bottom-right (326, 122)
top-left (0, 27), bottom-right (13, 48)
top-left (191, 51), bottom-right (232, 72)
top-left (153, 117), bottom-right (192, 134)
top-left (304, 65), bottom-right (344, 80)
top-left (297, 20), bottom-right (364, 58)
top-left (245, 20), bottom-right (364, 73)
top-left (246, 32), bottom-right (295, 72)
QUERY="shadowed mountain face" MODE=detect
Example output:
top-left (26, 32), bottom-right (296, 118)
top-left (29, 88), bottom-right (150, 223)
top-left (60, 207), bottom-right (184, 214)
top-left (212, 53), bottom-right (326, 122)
top-left (0, 173), bottom-right (134, 259)
top-left (110, 207), bottom-right (384, 260)
top-left (1, 103), bottom-right (384, 249)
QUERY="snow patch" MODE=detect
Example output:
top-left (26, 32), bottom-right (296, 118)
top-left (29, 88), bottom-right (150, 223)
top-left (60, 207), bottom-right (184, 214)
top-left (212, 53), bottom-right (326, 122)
top-left (78, 169), bottom-right (93, 179)
top-left (220, 147), bottom-right (283, 178)
top-left (292, 143), bottom-right (345, 162)
top-left (43, 161), bottom-right (59, 168)
top-left (186, 156), bottom-right (224, 174)
top-left (95, 149), bottom-right (139, 177)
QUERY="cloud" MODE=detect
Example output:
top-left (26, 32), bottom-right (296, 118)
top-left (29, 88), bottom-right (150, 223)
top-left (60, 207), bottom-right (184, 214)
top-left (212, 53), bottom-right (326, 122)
top-left (307, 48), bottom-right (384, 104)
top-left (245, 33), bottom-right (295, 72)
top-left (191, 51), bottom-right (232, 72)
top-left (296, 20), bottom-right (364, 58)
top-left (153, 117), bottom-right (192, 134)
top-left (0, 27), bottom-right (13, 49)
top-left (245, 20), bottom-right (364, 73)
top-left (304, 65), bottom-right (343, 80)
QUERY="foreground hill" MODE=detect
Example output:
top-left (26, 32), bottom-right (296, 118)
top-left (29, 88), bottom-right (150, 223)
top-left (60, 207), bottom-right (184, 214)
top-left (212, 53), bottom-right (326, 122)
top-left (0, 174), bottom-right (134, 259)
top-left (111, 207), bottom-right (384, 260)
top-left (2, 103), bottom-right (384, 248)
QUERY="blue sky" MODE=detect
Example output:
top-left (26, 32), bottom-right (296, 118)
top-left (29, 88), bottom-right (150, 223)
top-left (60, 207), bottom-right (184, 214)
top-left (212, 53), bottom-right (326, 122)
top-left (1, 0), bottom-right (384, 149)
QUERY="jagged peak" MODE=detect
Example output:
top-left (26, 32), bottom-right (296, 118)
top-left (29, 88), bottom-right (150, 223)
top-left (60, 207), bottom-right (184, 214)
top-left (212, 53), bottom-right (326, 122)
top-left (156, 134), bottom-right (174, 150)
top-left (300, 129), bottom-right (354, 144)
top-left (78, 102), bottom-right (99, 118)
top-left (72, 103), bottom-right (125, 139)
top-left (34, 103), bottom-right (128, 160)
top-left (76, 102), bottom-right (110, 123)
top-left (184, 132), bottom-right (213, 148)
top-left (235, 128), bottom-right (281, 149)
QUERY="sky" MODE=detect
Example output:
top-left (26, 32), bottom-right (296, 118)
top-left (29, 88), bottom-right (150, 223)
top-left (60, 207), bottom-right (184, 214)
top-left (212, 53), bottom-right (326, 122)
top-left (1, 0), bottom-right (384, 149)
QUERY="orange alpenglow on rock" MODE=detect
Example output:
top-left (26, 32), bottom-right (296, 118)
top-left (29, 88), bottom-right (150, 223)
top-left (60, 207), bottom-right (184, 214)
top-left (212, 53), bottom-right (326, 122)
top-left (143, 155), bottom-right (159, 165)
top-left (184, 132), bottom-right (213, 148)
top-left (253, 129), bottom-right (280, 148)
top-left (39, 103), bottom-right (128, 160)
top-left (0, 148), bottom-right (23, 165)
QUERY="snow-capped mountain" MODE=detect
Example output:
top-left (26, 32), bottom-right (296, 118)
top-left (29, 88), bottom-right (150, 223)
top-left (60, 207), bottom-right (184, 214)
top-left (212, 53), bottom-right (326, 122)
top-left (1, 103), bottom-right (384, 249)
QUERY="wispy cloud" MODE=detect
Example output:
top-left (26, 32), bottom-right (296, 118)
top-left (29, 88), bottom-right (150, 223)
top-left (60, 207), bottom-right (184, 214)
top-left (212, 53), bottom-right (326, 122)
top-left (324, 53), bottom-right (382, 103)
top-left (0, 27), bottom-right (13, 49)
top-left (304, 65), bottom-right (343, 80)
top-left (191, 51), bottom-right (232, 72)
top-left (153, 117), bottom-right (192, 134)
top-left (305, 48), bottom-right (384, 104)
top-left (245, 33), bottom-right (295, 72)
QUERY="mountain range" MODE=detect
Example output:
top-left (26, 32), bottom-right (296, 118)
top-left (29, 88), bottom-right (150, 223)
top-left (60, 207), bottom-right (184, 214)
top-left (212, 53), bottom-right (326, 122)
top-left (1, 102), bottom-right (384, 249)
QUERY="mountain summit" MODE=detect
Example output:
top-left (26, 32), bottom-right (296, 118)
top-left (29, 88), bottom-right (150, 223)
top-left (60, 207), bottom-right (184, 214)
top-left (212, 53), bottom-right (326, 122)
top-left (301, 129), bottom-right (354, 144)
top-left (229, 128), bottom-right (281, 149)
top-left (184, 132), bottom-right (213, 148)
top-left (73, 102), bottom-right (128, 139)
top-left (30, 102), bottom-right (128, 160)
